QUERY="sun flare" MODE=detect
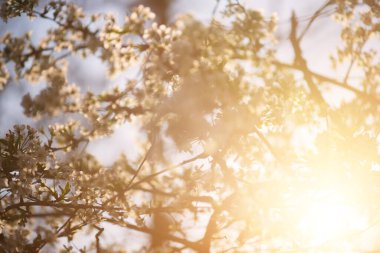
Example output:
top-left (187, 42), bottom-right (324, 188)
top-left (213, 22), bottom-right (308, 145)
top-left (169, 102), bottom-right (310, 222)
top-left (297, 188), bottom-right (368, 247)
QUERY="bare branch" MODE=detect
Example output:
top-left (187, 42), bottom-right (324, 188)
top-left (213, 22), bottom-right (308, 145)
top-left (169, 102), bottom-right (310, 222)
top-left (290, 11), bottom-right (327, 106)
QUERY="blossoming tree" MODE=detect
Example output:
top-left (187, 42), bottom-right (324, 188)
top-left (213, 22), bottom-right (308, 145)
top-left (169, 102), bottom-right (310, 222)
top-left (0, 0), bottom-right (380, 252)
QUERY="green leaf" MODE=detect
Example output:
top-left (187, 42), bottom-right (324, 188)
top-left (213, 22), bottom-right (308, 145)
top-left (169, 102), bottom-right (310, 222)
top-left (63, 182), bottom-right (71, 195)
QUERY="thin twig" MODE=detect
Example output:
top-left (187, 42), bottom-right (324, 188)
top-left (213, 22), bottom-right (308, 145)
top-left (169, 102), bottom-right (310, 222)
top-left (253, 126), bottom-right (282, 162)
top-left (212, 0), bottom-right (221, 19)
top-left (273, 60), bottom-right (380, 104)
top-left (57, 211), bottom-right (76, 233)
top-left (105, 218), bottom-right (203, 251)
top-left (94, 225), bottom-right (104, 253)
top-left (4, 201), bottom-right (122, 213)
top-left (125, 136), bottom-right (156, 190)
top-left (129, 152), bottom-right (208, 189)
top-left (298, 0), bottom-right (333, 41)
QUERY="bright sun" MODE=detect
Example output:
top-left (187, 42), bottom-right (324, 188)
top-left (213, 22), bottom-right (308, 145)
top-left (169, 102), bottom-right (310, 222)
top-left (299, 192), bottom-right (366, 243)
top-left (275, 128), bottom-right (379, 252)
top-left (293, 186), bottom-right (370, 251)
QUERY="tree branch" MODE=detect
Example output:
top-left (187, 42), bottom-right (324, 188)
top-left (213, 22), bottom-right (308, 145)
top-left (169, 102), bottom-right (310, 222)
top-left (4, 201), bottom-right (122, 213)
top-left (94, 225), bottom-right (104, 253)
top-left (129, 152), bottom-right (208, 189)
top-left (290, 11), bottom-right (327, 106)
top-left (105, 218), bottom-right (203, 252)
top-left (298, 0), bottom-right (333, 41)
top-left (273, 61), bottom-right (380, 104)
top-left (125, 137), bottom-right (156, 190)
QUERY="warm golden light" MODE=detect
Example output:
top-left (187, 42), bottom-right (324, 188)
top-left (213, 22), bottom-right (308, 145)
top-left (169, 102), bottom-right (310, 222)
top-left (297, 189), bottom-right (368, 248)
top-left (1, 0), bottom-right (379, 251)
top-left (277, 127), bottom-right (379, 251)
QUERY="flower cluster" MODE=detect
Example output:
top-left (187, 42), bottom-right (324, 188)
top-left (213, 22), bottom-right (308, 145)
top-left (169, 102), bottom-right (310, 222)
top-left (0, 0), bottom-right (39, 22)
top-left (21, 67), bottom-right (80, 117)
top-left (0, 125), bottom-right (49, 197)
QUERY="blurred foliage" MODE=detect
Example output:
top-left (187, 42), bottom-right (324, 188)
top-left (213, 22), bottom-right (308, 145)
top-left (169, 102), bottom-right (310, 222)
top-left (0, 0), bottom-right (380, 252)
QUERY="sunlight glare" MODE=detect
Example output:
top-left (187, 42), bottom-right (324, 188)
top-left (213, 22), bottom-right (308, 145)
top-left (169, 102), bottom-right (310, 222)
top-left (296, 187), bottom-right (369, 248)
